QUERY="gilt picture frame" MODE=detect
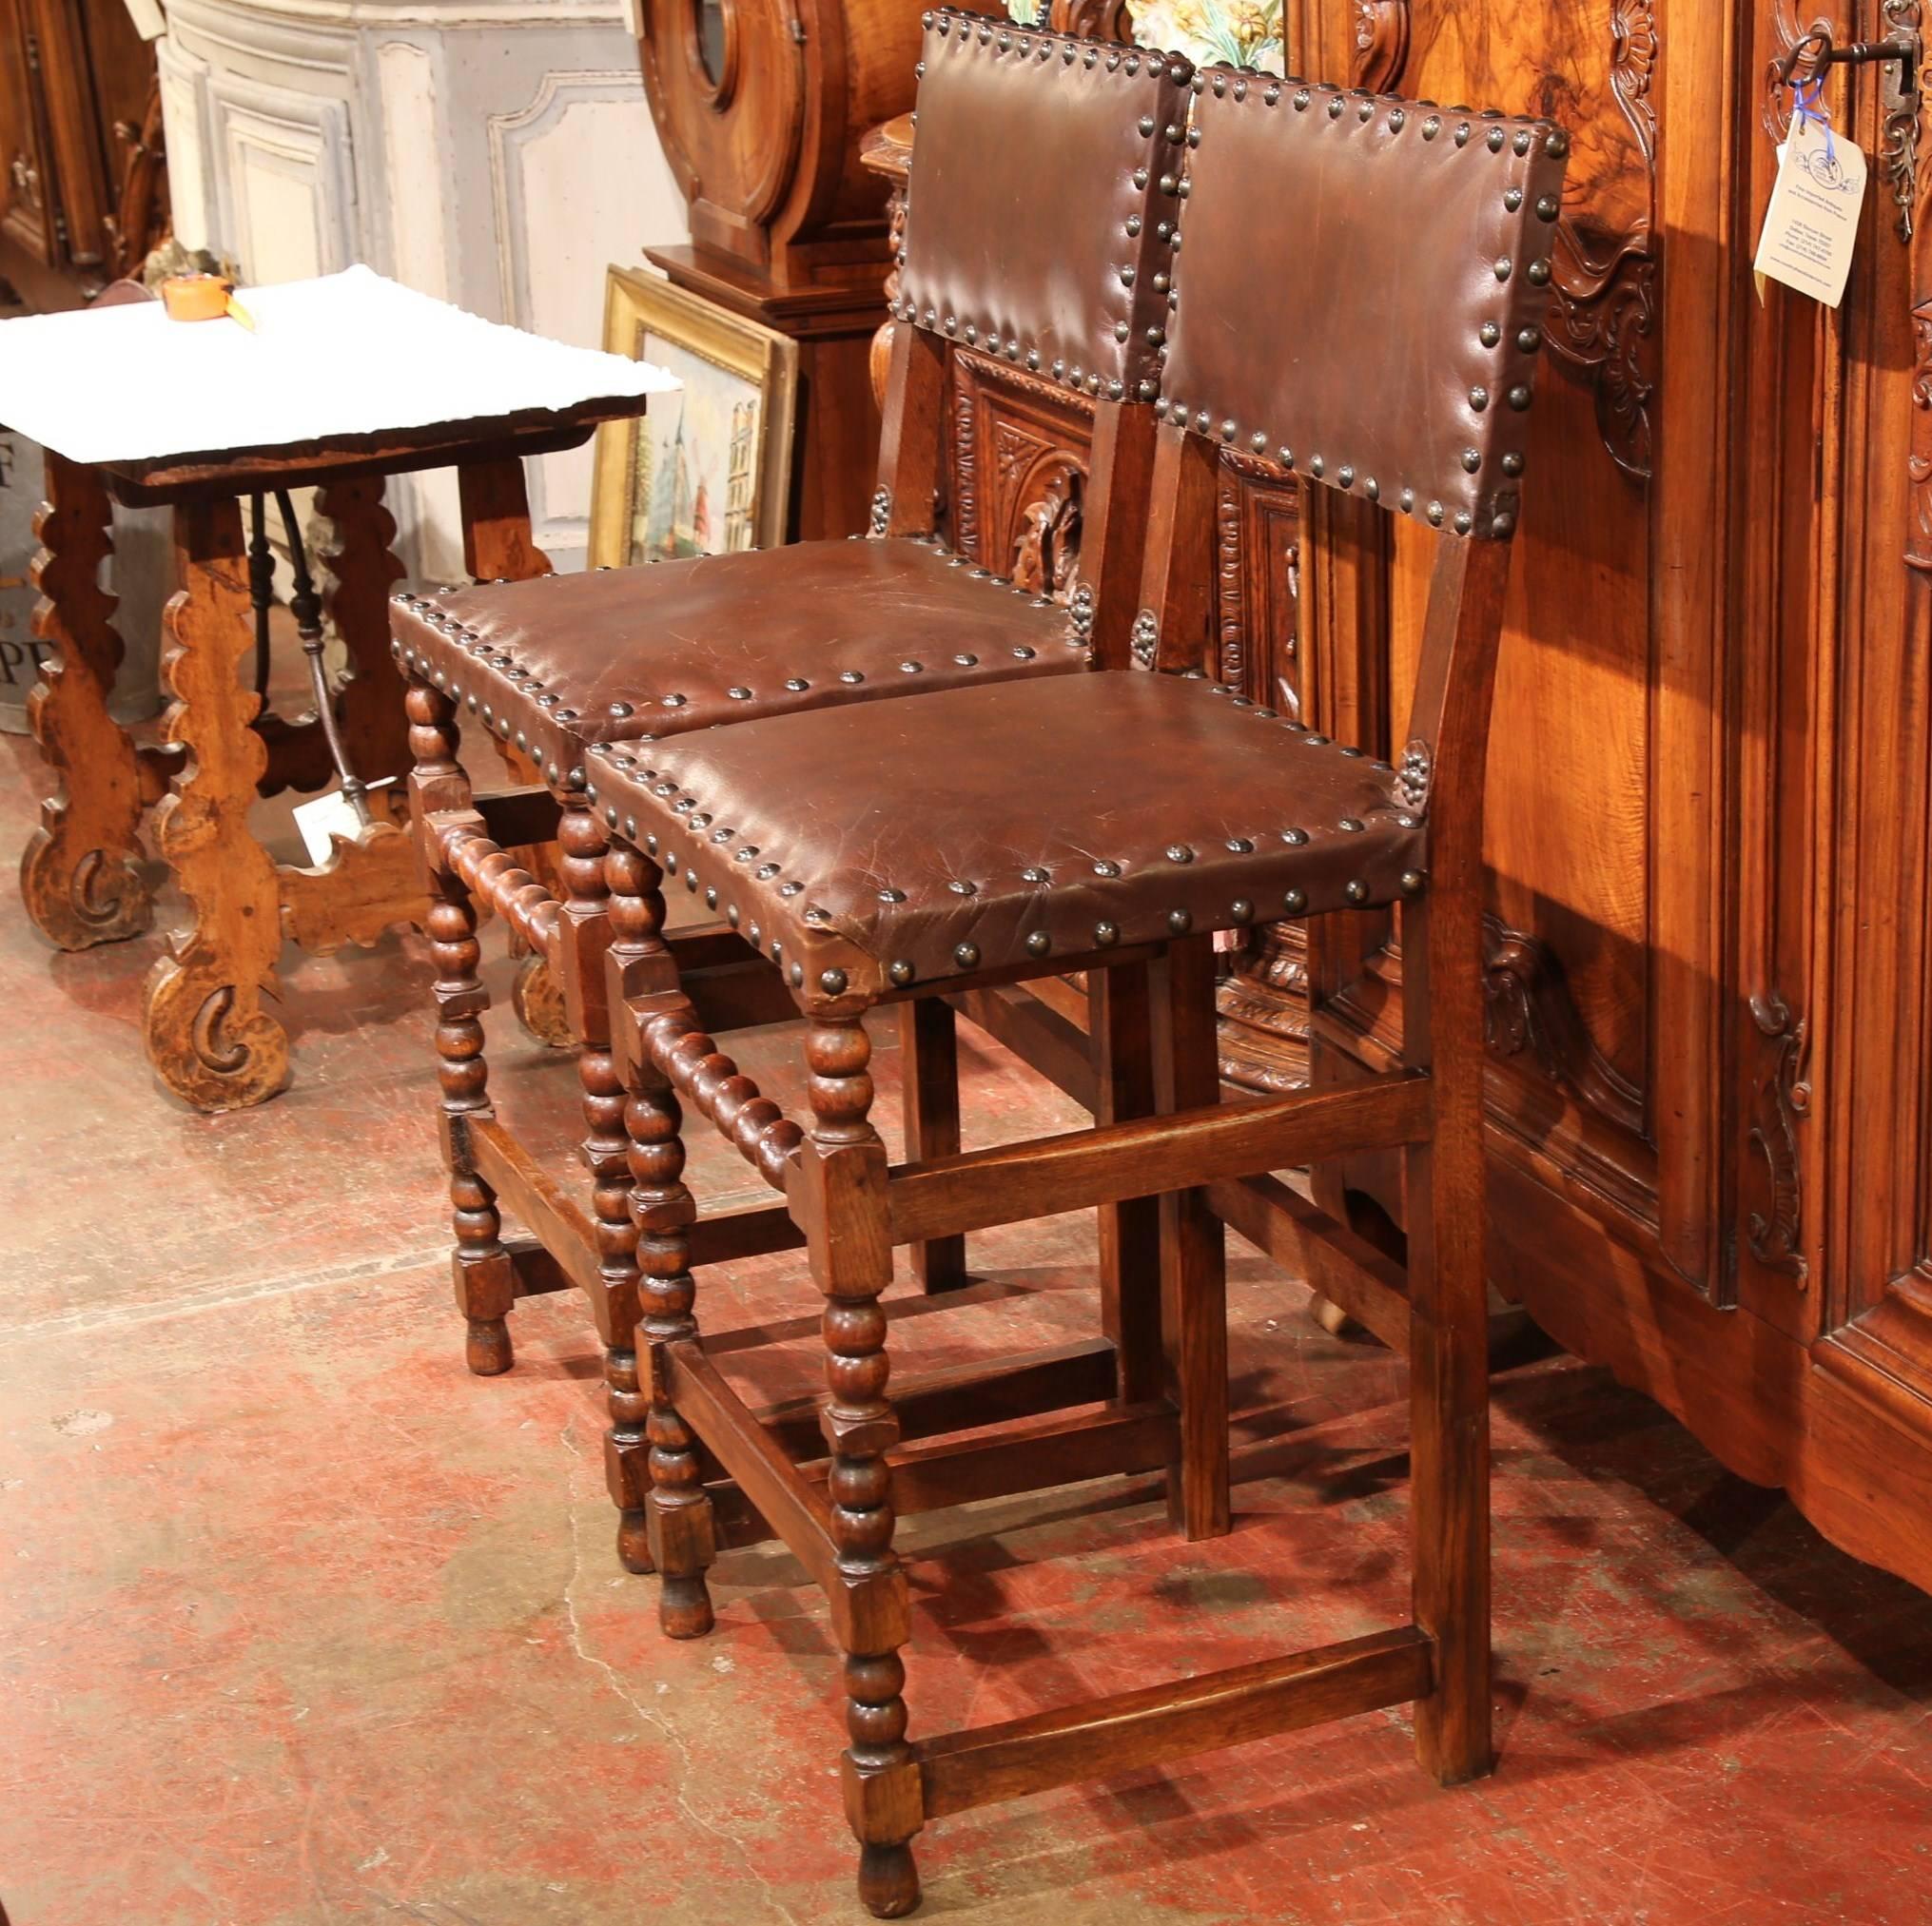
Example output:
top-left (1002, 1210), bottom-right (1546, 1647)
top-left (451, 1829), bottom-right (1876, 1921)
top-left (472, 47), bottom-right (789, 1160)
top-left (589, 266), bottom-right (798, 567)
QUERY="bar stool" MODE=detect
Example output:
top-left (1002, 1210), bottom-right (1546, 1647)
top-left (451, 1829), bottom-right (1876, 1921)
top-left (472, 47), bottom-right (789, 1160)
top-left (437, 67), bottom-right (1571, 1917)
top-left (396, 14), bottom-right (1194, 1574)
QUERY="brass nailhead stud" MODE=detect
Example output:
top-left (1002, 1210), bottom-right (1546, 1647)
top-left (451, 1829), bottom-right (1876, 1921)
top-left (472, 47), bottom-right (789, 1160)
top-left (1168, 908), bottom-right (1192, 933)
top-left (1094, 922), bottom-right (1120, 946)
top-left (1231, 899), bottom-right (1253, 922)
top-left (1401, 870), bottom-right (1426, 894)
top-left (1283, 888), bottom-right (1307, 914)
top-left (889, 960), bottom-right (915, 985)
top-left (1345, 880), bottom-right (1370, 904)
top-left (820, 969), bottom-right (848, 995)
top-left (1025, 931), bottom-right (1051, 956)
top-left (954, 942), bottom-right (981, 969)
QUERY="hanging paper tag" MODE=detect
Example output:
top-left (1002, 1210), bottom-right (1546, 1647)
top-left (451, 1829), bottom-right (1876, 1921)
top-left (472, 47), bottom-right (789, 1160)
top-left (121, 0), bottom-right (165, 37)
top-left (293, 779), bottom-right (392, 866)
top-left (1754, 111), bottom-right (1868, 308)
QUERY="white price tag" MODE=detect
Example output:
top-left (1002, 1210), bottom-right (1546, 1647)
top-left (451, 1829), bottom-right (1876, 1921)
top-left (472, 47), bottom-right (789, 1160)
top-left (121, 0), bottom-right (165, 40)
top-left (1754, 113), bottom-right (1867, 308)
top-left (293, 779), bottom-right (393, 866)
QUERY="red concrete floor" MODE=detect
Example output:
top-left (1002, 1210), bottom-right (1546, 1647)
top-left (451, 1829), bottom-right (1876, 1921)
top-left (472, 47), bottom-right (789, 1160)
top-left (3, 723), bottom-right (1932, 1926)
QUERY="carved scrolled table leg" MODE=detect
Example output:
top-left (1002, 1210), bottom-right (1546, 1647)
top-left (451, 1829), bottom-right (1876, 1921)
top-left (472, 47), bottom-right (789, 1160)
top-left (17, 453), bottom-right (155, 949)
top-left (143, 496), bottom-right (291, 1112)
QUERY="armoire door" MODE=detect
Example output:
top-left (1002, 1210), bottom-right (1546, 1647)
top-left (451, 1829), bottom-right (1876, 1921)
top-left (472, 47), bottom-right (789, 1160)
top-left (1289, 0), bottom-right (1932, 1591)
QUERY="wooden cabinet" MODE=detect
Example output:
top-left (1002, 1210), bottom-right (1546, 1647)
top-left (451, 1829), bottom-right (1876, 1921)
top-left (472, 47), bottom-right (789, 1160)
top-left (873, 1), bottom-right (1932, 1598)
top-left (1277, 0), bottom-right (1932, 1596)
top-left (0, 0), bottom-right (159, 307)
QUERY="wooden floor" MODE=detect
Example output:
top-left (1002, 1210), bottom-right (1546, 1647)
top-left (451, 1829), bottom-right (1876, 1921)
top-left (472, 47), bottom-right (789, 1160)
top-left (4, 724), bottom-right (1932, 1924)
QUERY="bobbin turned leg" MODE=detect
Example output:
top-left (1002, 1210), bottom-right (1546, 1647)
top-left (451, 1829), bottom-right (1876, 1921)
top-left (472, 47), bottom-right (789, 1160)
top-left (556, 792), bottom-right (654, 1573)
top-left (803, 1013), bottom-right (922, 1918)
top-left (408, 678), bottom-right (515, 1375)
top-left (630, 996), bottom-right (716, 1639)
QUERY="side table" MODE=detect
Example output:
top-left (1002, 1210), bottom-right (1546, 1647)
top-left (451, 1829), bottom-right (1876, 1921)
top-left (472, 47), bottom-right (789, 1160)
top-left (3, 269), bottom-right (671, 1109)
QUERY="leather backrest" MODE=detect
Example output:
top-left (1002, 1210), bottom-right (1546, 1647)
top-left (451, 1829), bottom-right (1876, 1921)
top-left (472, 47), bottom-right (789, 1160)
top-left (897, 10), bottom-right (1193, 403)
top-left (1162, 72), bottom-right (1571, 538)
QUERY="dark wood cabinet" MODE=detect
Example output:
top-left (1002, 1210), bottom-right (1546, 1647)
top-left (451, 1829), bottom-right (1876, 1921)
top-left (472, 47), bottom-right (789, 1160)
top-left (0, 0), bottom-right (159, 308)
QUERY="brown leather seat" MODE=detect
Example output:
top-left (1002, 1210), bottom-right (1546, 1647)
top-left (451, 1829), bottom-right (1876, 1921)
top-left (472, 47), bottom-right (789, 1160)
top-left (584, 670), bottom-right (1423, 995)
top-left (390, 537), bottom-right (1086, 782)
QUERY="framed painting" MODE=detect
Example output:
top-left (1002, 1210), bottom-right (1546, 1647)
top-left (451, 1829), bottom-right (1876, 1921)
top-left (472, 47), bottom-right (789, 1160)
top-left (589, 265), bottom-right (798, 566)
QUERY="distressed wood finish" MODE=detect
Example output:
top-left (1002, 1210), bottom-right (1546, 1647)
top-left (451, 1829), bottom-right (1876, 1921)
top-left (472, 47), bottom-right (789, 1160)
top-left (13, 414), bottom-right (617, 1108)
top-left (18, 452), bottom-right (153, 950)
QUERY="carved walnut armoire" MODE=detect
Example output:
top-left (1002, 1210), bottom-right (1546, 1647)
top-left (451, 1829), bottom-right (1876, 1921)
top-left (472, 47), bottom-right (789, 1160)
top-left (910, 1), bottom-right (1932, 1597)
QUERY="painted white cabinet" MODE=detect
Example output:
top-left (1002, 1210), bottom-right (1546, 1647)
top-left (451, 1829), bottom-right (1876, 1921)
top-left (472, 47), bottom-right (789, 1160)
top-left (157, 0), bottom-right (687, 574)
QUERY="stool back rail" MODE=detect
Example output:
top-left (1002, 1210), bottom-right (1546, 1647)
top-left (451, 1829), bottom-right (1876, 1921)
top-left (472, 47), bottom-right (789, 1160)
top-left (562, 68), bottom-right (1569, 1916)
top-left (400, 11), bottom-right (1199, 1578)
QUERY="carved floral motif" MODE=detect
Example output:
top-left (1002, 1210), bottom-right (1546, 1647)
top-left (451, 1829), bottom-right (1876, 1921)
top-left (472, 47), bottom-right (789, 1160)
top-left (1909, 297), bottom-right (1932, 571)
top-left (1537, 0), bottom-right (1659, 482)
top-left (1350, 0), bottom-right (1411, 93)
top-left (1745, 993), bottom-right (1811, 1282)
top-left (1482, 916), bottom-right (1647, 1138)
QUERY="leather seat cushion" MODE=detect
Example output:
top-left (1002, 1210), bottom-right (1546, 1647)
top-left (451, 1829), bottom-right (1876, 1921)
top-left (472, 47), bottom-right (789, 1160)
top-left (587, 670), bottom-right (1426, 1004)
top-left (390, 537), bottom-right (1087, 783)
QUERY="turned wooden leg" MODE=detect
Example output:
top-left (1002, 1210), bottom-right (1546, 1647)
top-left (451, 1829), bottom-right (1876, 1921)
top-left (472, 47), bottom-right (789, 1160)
top-left (627, 951), bottom-right (715, 1637)
top-left (1153, 936), bottom-right (1231, 1542)
top-left (409, 678), bottom-right (515, 1375)
top-left (805, 1014), bottom-right (922, 1918)
top-left (18, 453), bottom-right (155, 949)
top-left (900, 999), bottom-right (966, 1292)
top-left (630, 1069), bottom-right (715, 1634)
top-left (1402, 891), bottom-right (1493, 1785)
top-left (144, 496), bottom-right (291, 1111)
top-left (1094, 962), bottom-right (1163, 1402)
top-left (559, 796), bottom-right (654, 1575)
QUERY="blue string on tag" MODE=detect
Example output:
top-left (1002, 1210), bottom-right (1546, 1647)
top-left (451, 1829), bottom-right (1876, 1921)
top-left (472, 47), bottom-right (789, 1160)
top-left (1791, 76), bottom-right (1837, 166)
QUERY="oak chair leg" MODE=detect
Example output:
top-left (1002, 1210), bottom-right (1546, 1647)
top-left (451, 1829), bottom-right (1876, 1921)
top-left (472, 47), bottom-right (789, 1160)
top-left (803, 1015), bottom-right (921, 1919)
top-left (410, 679), bottom-right (515, 1375)
top-left (1402, 892), bottom-right (1493, 1785)
top-left (1152, 937), bottom-right (1231, 1542)
top-left (559, 798), bottom-right (654, 1573)
top-left (901, 998), bottom-right (967, 1293)
top-left (1094, 961), bottom-right (1164, 1402)
top-left (630, 1003), bottom-right (716, 1639)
